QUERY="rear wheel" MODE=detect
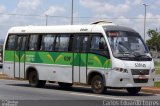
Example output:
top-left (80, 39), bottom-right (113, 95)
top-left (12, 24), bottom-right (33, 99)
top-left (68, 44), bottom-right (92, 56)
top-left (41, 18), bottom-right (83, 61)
top-left (58, 82), bottom-right (73, 89)
top-left (28, 71), bottom-right (46, 88)
top-left (91, 75), bottom-right (105, 94)
top-left (126, 87), bottom-right (141, 95)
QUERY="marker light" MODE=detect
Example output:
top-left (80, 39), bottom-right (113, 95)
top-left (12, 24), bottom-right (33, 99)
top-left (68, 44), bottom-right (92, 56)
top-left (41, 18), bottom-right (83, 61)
top-left (113, 67), bottom-right (128, 73)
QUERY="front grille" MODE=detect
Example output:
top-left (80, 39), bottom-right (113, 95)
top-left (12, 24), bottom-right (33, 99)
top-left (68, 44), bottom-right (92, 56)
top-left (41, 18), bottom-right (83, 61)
top-left (131, 69), bottom-right (150, 75)
top-left (133, 78), bottom-right (148, 83)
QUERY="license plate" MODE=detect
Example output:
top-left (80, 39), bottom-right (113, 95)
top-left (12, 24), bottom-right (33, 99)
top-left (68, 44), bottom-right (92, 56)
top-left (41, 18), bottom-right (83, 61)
top-left (138, 75), bottom-right (146, 79)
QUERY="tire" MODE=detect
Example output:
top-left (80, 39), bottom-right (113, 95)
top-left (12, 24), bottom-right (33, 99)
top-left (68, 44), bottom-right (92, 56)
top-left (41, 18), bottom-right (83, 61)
top-left (91, 75), bottom-right (105, 94)
top-left (28, 71), bottom-right (46, 88)
top-left (126, 87), bottom-right (141, 95)
top-left (58, 82), bottom-right (73, 89)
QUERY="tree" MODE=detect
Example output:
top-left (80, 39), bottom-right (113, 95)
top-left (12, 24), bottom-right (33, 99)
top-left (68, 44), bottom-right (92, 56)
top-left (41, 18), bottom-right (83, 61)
top-left (146, 29), bottom-right (160, 57)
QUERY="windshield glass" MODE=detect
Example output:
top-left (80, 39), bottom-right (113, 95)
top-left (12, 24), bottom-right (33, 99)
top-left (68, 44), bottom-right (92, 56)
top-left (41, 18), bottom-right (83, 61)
top-left (106, 31), bottom-right (149, 57)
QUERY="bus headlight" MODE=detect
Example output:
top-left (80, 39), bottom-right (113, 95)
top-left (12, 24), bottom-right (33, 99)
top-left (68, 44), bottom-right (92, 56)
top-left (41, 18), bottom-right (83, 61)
top-left (113, 67), bottom-right (128, 73)
top-left (151, 69), bottom-right (155, 73)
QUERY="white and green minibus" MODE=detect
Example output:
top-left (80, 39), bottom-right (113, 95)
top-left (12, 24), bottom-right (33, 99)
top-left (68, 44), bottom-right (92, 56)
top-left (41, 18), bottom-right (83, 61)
top-left (3, 21), bottom-right (155, 94)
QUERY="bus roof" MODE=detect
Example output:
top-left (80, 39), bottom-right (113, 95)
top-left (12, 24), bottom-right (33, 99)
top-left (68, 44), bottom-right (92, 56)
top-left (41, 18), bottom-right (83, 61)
top-left (7, 23), bottom-right (114, 34)
top-left (7, 23), bottom-right (136, 34)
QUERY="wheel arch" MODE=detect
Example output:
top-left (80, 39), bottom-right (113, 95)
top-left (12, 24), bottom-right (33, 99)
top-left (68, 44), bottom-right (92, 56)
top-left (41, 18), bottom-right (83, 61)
top-left (87, 70), bottom-right (106, 86)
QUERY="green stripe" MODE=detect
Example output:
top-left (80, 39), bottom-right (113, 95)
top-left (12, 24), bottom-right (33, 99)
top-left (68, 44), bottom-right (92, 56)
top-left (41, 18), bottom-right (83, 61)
top-left (4, 50), bottom-right (14, 62)
top-left (4, 50), bottom-right (111, 68)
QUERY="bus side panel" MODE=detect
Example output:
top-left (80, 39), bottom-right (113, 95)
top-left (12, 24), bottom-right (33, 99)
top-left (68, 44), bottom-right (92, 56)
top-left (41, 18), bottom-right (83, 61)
top-left (15, 51), bottom-right (20, 78)
top-left (25, 51), bottom-right (73, 83)
top-left (87, 53), bottom-right (111, 85)
top-left (25, 64), bottom-right (54, 81)
top-left (25, 51), bottom-right (54, 81)
top-left (73, 53), bottom-right (80, 83)
top-left (80, 53), bottom-right (87, 83)
top-left (52, 52), bottom-right (73, 83)
top-left (87, 53), bottom-right (111, 69)
top-left (19, 51), bottom-right (25, 78)
top-left (4, 50), bottom-right (14, 77)
top-left (73, 53), bottom-right (87, 83)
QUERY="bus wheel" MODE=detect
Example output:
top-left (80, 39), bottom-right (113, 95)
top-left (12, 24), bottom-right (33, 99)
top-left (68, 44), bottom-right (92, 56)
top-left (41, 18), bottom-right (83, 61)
top-left (58, 82), bottom-right (73, 89)
top-left (91, 75), bottom-right (105, 94)
top-left (126, 87), bottom-right (141, 95)
top-left (28, 71), bottom-right (46, 88)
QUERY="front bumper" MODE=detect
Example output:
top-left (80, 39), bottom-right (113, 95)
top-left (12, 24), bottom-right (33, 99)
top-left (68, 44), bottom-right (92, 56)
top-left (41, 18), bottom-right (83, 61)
top-left (105, 70), bottom-right (155, 88)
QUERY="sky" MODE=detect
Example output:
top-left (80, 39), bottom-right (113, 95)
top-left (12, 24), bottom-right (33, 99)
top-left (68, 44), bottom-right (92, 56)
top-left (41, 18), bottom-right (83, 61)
top-left (0, 0), bottom-right (160, 39)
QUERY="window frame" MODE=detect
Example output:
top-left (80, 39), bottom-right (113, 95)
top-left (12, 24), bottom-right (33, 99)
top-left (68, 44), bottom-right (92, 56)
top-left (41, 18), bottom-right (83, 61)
top-left (89, 33), bottom-right (110, 57)
top-left (5, 33), bottom-right (109, 55)
top-left (15, 36), bottom-right (23, 51)
top-left (5, 34), bottom-right (17, 50)
top-left (54, 34), bottom-right (72, 52)
top-left (27, 34), bottom-right (42, 51)
top-left (72, 34), bottom-right (90, 53)
top-left (40, 34), bottom-right (56, 52)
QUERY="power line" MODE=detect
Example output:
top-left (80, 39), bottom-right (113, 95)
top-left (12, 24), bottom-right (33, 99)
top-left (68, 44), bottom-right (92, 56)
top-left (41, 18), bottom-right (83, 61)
top-left (0, 13), bottom-right (41, 17)
top-left (0, 13), bottom-right (71, 18)
top-left (0, 13), bottom-right (160, 20)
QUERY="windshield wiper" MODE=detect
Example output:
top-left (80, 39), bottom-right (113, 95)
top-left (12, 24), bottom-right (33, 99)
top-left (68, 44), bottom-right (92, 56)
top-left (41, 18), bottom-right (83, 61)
top-left (137, 54), bottom-right (151, 58)
top-left (131, 51), bottom-right (151, 59)
top-left (122, 52), bottom-right (136, 57)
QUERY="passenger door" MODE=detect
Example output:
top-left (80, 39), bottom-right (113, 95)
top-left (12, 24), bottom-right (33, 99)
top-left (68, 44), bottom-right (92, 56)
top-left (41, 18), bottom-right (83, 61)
top-left (15, 35), bottom-right (28, 78)
top-left (73, 35), bottom-right (89, 83)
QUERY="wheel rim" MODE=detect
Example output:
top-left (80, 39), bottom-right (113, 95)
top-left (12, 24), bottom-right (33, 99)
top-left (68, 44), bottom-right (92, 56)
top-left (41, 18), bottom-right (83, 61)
top-left (93, 79), bottom-right (103, 91)
top-left (29, 73), bottom-right (37, 84)
top-left (31, 75), bottom-right (36, 84)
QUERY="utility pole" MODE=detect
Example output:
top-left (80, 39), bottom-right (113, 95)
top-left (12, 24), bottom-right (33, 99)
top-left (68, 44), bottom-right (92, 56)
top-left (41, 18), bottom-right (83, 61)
top-left (71, 0), bottom-right (74, 25)
top-left (45, 14), bottom-right (48, 26)
top-left (143, 3), bottom-right (149, 42)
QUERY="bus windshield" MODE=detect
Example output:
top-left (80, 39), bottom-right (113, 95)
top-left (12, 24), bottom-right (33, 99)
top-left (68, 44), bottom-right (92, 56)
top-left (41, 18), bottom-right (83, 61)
top-left (106, 31), bottom-right (149, 58)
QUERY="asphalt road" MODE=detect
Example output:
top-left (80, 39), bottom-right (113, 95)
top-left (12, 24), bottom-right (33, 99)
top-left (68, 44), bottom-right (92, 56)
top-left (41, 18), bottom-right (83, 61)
top-left (0, 79), bottom-right (160, 106)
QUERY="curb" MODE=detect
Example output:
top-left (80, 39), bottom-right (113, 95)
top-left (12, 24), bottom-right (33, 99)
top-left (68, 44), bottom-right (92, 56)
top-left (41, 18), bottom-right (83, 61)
top-left (0, 73), bottom-right (14, 80)
top-left (141, 87), bottom-right (160, 94)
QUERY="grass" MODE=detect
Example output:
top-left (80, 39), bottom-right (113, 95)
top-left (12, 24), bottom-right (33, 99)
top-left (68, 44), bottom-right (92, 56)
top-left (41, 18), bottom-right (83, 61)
top-left (155, 61), bottom-right (160, 74)
top-left (156, 66), bottom-right (160, 74)
top-left (154, 81), bottom-right (160, 87)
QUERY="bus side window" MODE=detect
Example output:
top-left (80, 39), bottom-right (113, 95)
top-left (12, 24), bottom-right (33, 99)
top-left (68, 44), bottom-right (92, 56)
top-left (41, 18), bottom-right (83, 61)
top-left (72, 36), bottom-right (81, 52)
top-left (6, 35), bottom-right (16, 50)
top-left (40, 34), bottom-right (55, 51)
top-left (28, 35), bottom-right (40, 51)
top-left (55, 34), bottom-right (70, 52)
top-left (15, 36), bottom-right (22, 50)
top-left (81, 36), bottom-right (89, 52)
top-left (21, 36), bottom-right (28, 51)
top-left (90, 34), bottom-right (109, 57)
top-left (72, 35), bottom-right (89, 53)
top-left (68, 35), bottom-right (74, 52)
